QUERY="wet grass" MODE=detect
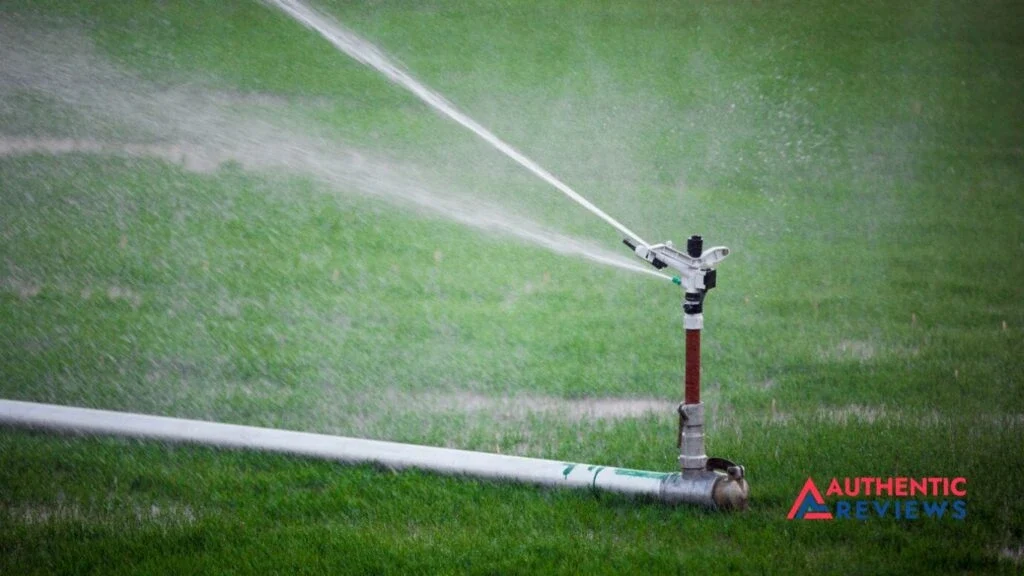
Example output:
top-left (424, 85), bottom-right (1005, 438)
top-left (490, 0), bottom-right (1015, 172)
top-left (1, 418), bottom-right (1019, 575)
top-left (1, 0), bottom-right (1023, 573)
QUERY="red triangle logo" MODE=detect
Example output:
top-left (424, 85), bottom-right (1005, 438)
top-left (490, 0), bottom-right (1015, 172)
top-left (787, 478), bottom-right (834, 520)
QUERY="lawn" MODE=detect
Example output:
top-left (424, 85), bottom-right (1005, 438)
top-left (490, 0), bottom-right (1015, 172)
top-left (1, 0), bottom-right (1022, 573)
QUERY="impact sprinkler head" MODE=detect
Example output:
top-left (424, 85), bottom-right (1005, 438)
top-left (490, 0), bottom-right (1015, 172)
top-left (623, 236), bottom-right (729, 293)
top-left (622, 233), bottom-right (748, 510)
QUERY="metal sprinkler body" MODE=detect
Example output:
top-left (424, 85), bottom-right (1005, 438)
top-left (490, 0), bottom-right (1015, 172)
top-left (624, 234), bottom-right (749, 509)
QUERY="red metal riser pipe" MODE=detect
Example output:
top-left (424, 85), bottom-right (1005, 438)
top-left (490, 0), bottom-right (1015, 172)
top-left (685, 328), bottom-right (700, 404)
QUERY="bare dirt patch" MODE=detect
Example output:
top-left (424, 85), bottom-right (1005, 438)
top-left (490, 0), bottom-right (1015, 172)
top-left (336, 390), bottom-right (673, 455)
top-left (745, 403), bottom-right (1024, 428)
top-left (831, 339), bottom-right (876, 361)
top-left (313, 387), bottom-right (673, 443)
top-left (421, 391), bottom-right (668, 421)
top-left (817, 339), bottom-right (920, 364)
top-left (1000, 545), bottom-right (1024, 565)
top-left (1, 276), bottom-right (42, 299)
top-left (4, 499), bottom-right (200, 528)
top-left (0, 136), bottom-right (221, 172)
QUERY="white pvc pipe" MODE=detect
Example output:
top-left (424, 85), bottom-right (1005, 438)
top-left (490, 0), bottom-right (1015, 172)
top-left (0, 399), bottom-right (669, 495)
top-left (0, 399), bottom-right (749, 508)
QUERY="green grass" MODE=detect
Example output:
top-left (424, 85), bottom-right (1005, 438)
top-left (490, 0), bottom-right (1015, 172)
top-left (1, 0), bottom-right (1023, 573)
top-left (1, 420), bottom-right (1017, 575)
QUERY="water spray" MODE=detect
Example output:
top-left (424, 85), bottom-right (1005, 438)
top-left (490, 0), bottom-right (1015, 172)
top-left (0, 0), bottom-right (750, 511)
top-left (262, 0), bottom-right (650, 247)
top-left (269, 0), bottom-right (751, 507)
top-left (0, 233), bottom-right (748, 508)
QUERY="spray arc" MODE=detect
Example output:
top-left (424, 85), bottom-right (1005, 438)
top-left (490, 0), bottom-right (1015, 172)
top-left (0, 0), bottom-right (750, 512)
top-left (260, 0), bottom-right (750, 507)
top-left (0, 232), bottom-right (750, 511)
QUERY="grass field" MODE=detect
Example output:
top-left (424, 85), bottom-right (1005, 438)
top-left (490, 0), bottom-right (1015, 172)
top-left (1, 0), bottom-right (1023, 573)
